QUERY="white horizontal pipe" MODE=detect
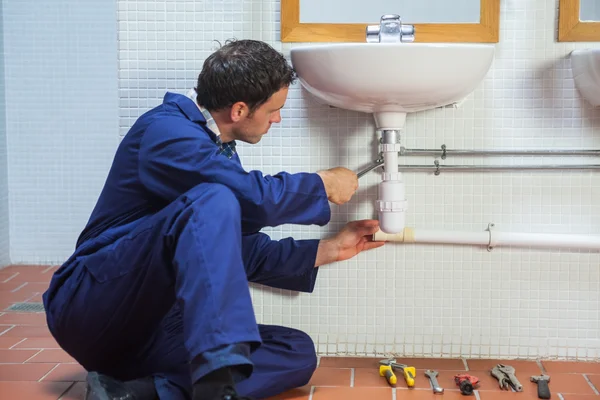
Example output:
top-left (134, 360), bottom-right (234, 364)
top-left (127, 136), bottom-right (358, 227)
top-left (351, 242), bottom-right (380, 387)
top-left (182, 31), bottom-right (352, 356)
top-left (373, 228), bottom-right (600, 251)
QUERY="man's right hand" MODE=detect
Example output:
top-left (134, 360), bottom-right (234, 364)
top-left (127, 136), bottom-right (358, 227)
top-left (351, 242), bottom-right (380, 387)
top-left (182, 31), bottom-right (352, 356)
top-left (317, 167), bottom-right (358, 205)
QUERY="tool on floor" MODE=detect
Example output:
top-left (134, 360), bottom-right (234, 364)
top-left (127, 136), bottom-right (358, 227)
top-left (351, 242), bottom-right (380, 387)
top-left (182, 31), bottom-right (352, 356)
top-left (379, 358), bottom-right (416, 387)
top-left (490, 364), bottom-right (523, 392)
top-left (424, 369), bottom-right (444, 394)
top-left (454, 374), bottom-right (479, 396)
top-left (379, 363), bottom-right (397, 386)
top-left (530, 375), bottom-right (551, 399)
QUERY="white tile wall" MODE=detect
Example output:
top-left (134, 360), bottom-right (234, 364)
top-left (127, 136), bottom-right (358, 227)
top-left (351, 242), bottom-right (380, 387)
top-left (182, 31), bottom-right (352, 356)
top-left (0, 1), bottom-right (8, 267)
top-left (3, 0), bottom-right (600, 360)
top-left (3, 0), bottom-right (119, 263)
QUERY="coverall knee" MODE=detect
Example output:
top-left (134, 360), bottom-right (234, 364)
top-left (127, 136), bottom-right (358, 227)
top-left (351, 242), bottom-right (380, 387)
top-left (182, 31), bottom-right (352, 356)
top-left (43, 182), bottom-right (261, 388)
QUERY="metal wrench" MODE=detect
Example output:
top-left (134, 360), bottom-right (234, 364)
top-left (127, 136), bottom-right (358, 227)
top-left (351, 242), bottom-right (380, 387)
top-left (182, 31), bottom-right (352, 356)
top-left (424, 370), bottom-right (444, 394)
top-left (498, 364), bottom-right (523, 392)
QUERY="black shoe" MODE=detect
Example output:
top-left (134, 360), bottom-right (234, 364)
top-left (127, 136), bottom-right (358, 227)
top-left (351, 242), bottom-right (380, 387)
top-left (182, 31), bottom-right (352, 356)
top-left (85, 371), bottom-right (158, 400)
top-left (193, 384), bottom-right (254, 400)
top-left (220, 386), bottom-right (253, 400)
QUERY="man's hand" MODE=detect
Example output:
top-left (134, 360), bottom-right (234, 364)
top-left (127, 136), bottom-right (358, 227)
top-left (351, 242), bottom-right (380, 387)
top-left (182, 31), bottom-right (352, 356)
top-left (317, 167), bottom-right (358, 205)
top-left (315, 219), bottom-right (386, 267)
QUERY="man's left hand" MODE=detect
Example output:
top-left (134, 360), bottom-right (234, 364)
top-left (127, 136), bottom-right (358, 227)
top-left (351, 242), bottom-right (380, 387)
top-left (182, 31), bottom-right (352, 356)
top-left (315, 219), bottom-right (386, 267)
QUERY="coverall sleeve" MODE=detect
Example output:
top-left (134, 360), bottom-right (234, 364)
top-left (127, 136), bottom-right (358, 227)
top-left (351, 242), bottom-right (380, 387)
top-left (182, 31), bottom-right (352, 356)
top-left (242, 232), bottom-right (321, 293)
top-left (138, 118), bottom-right (331, 232)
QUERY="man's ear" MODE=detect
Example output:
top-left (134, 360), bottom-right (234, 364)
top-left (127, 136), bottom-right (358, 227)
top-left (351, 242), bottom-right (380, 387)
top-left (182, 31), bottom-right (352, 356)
top-left (230, 102), bottom-right (249, 122)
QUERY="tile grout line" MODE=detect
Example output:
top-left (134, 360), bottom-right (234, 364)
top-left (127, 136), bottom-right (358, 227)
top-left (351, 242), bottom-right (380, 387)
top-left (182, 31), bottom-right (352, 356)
top-left (308, 385), bottom-right (315, 400)
top-left (350, 368), bottom-right (355, 387)
top-left (8, 338), bottom-right (27, 349)
top-left (38, 363), bottom-right (61, 382)
top-left (583, 374), bottom-right (600, 395)
top-left (392, 387), bottom-right (396, 400)
top-left (23, 349), bottom-right (43, 363)
top-left (0, 325), bottom-right (16, 336)
top-left (462, 357), bottom-right (470, 370)
top-left (10, 282), bottom-right (27, 293)
top-left (42, 266), bottom-right (55, 274)
top-left (57, 382), bottom-right (77, 400)
top-left (2, 273), bottom-right (19, 283)
top-left (557, 393), bottom-right (565, 400)
top-left (474, 390), bottom-right (481, 400)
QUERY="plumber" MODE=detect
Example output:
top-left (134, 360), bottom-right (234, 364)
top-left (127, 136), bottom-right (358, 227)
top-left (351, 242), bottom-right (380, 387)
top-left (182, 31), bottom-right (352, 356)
top-left (42, 39), bottom-right (385, 400)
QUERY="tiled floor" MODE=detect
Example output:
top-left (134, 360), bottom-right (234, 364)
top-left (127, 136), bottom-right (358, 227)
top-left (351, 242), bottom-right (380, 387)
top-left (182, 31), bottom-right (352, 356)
top-left (1, 265), bottom-right (600, 400)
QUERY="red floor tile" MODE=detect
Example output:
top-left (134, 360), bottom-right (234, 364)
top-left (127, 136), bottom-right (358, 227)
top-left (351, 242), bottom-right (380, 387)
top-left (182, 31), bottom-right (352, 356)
top-left (0, 349), bottom-right (39, 362)
top-left (42, 363), bottom-right (87, 382)
top-left (60, 382), bottom-right (86, 400)
top-left (0, 336), bottom-right (23, 349)
top-left (587, 374), bottom-right (600, 392)
top-left (27, 349), bottom-right (75, 363)
top-left (312, 386), bottom-right (393, 400)
top-left (308, 367), bottom-right (351, 387)
top-left (0, 312), bottom-right (47, 325)
top-left (466, 359), bottom-right (543, 375)
top-left (0, 363), bottom-right (57, 381)
top-left (0, 325), bottom-right (52, 337)
top-left (0, 381), bottom-right (73, 400)
top-left (542, 361), bottom-right (600, 375)
top-left (12, 337), bottom-right (60, 349)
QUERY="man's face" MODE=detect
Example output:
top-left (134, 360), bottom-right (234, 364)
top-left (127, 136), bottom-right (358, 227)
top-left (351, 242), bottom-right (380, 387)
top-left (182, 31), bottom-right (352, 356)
top-left (231, 86), bottom-right (288, 144)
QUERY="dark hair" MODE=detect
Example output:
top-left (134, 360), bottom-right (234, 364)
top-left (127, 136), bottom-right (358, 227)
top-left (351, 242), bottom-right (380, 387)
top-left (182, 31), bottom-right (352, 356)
top-left (196, 39), bottom-right (297, 112)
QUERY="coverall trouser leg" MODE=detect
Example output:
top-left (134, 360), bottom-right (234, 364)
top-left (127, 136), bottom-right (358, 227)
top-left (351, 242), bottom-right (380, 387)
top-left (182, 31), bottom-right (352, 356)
top-left (44, 183), bottom-right (262, 392)
top-left (142, 303), bottom-right (317, 399)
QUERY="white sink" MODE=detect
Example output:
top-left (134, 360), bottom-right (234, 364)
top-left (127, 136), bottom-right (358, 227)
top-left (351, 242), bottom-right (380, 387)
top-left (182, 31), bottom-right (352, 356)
top-left (571, 49), bottom-right (600, 107)
top-left (290, 43), bottom-right (495, 129)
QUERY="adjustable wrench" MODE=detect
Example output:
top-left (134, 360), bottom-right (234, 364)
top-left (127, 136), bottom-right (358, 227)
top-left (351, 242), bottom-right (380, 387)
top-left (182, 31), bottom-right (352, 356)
top-left (425, 370), bottom-right (444, 394)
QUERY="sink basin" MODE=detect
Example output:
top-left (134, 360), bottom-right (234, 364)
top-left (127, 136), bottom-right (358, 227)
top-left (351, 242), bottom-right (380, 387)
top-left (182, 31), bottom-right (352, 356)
top-left (571, 49), bottom-right (600, 107)
top-left (290, 43), bottom-right (495, 129)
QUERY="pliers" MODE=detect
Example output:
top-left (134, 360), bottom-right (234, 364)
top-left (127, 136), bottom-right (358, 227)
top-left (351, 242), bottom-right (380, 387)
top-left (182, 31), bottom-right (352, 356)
top-left (490, 364), bottom-right (523, 392)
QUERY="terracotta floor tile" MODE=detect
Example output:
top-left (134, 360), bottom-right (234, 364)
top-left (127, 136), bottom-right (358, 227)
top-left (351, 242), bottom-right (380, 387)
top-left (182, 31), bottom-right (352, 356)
top-left (0, 336), bottom-right (23, 349)
top-left (42, 363), bottom-right (87, 382)
top-left (0, 312), bottom-right (47, 325)
top-left (466, 359), bottom-right (543, 375)
top-left (0, 280), bottom-right (24, 291)
top-left (478, 391), bottom-right (539, 400)
top-left (312, 386), bottom-right (393, 400)
top-left (308, 367), bottom-right (351, 387)
top-left (0, 363), bottom-right (57, 381)
top-left (0, 349), bottom-right (40, 362)
top-left (28, 349), bottom-right (75, 363)
top-left (264, 385), bottom-right (311, 400)
top-left (0, 381), bottom-right (73, 400)
top-left (319, 357), bottom-right (465, 370)
top-left (60, 382), bottom-right (86, 400)
top-left (0, 291), bottom-right (38, 310)
top-left (353, 367), bottom-right (398, 388)
top-left (542, 361), bottom-right (600, 375)
top-left (396, 389), bottom-right (480, 400)
top-left (546, 374), bottom-right (597, 395)
top-left (14, 282), bottom-right (51, 293)
top-left (587, 375), bottom-right (600, 392)
top-left (12, 337), bottom-right (60, 349)
top-left (0, 325), bottom-right (52, 337)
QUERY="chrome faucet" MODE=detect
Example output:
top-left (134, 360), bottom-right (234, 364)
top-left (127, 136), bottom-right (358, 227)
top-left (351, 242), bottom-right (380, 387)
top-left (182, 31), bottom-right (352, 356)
top-left (366, 14), bottom-right (415, 43)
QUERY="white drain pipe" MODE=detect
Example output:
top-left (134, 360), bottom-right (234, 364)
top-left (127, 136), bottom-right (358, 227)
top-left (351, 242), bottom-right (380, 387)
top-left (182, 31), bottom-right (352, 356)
top-left (373, 225), bottom-right (600, 251)
top-left (377, 130), bottom-right (408, 234)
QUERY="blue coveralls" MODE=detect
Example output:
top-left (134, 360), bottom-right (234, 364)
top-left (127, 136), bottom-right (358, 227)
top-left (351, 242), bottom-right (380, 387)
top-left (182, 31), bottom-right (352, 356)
top-left (42, 92), bottom-right (331, 399)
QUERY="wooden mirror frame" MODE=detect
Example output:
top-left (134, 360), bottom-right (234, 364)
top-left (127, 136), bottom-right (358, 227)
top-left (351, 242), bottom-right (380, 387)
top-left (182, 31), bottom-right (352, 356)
top-left (281, 0), bottom-right (500, 43)
top-left (558, 0), bottom-right (600, 42)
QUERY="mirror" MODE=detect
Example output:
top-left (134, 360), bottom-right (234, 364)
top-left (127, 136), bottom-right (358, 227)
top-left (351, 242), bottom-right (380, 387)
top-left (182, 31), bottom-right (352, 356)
top-left (281, 0), bottom-right (500, 43)
top-left (559, 0), bottom-right (600, 41)
top-left (580, 0), bottom-right (600, 21)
